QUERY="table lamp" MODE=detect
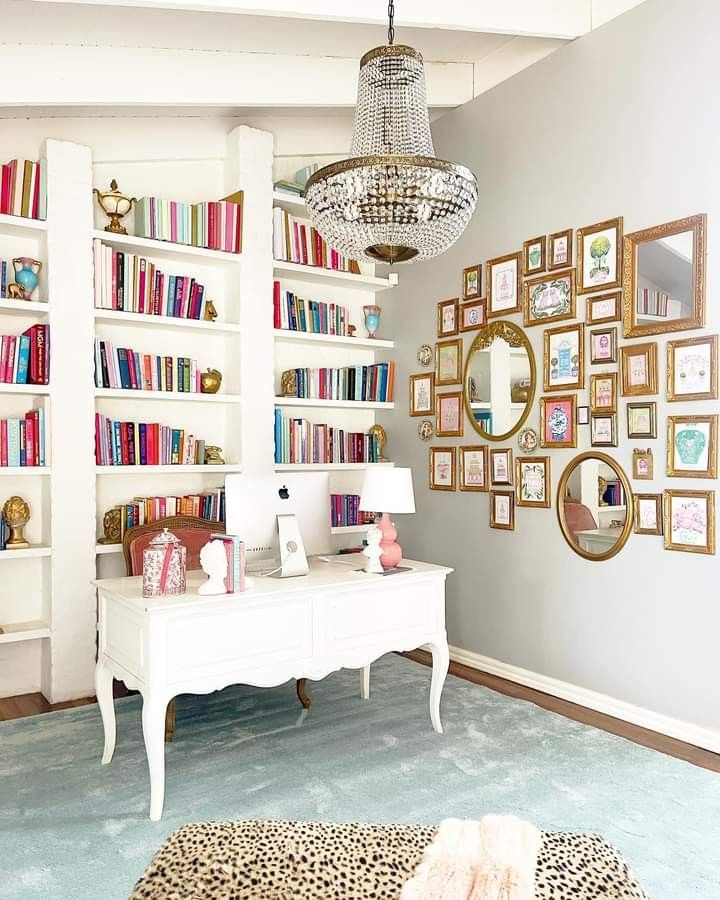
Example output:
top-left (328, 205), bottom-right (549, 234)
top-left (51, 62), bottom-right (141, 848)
top-left (359, 467), bottom-right (416, 569)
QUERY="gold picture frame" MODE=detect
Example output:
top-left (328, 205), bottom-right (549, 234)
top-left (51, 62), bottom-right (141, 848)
top-left (539, 395), bottom-right (577, 449)
top-left (586, 290), bottom-right (622, 325)
top-left (437, 297), bottom-right (459, 337)
top-left (589, 326), bottom-right (618, 365)
top-left (577, 216), bottom-right (623, 294)
top-left (547, 228), bottom-right (573, 271)
top-left (632, 447), bottom-right (654, 480)
top-left (666, 414), bottom-right (718, 479)
top-left (663, 489), bottom-right (715, 555)
top-left (633, 494), bottom-right (663, 535)
top-left (462, 264), bottom-right (482, 300)
top-left (621, 342), bottom-right (657, 396)
top-left (590, 413), bottom-right (617, 447)
top-left (459, 445), bottom-right (489, 492)
top-left (490, 490), bottom-right (515, 530)
top-left (626, 401), bottom-right (657, 439)
top-left (409, 372), bottom-right (435, 417)
top-left (523, 268), bottom-right (575, 327)
top-left (435, 338), bottom-right (463, 387)
top-left (435, 391), bottom-right (464, 438)
top-left (459, 298), bottom-right (487, 333)
top-left (490, 447), bottom-right (513, 485)
top-left (543, 322), bottom-right (584, 392)
top-left (429, 446), bottom-right (457, 491)
top-left (515, 455), bottom-right (551, 508)
top-left (666, 333), bottom-right (718, 402)
top-left (522, 235), bottom-right (546, 276)
top-left (590, 372), bottom-right (617, 413)
top-left (487, 251), bottom-right (522, 318)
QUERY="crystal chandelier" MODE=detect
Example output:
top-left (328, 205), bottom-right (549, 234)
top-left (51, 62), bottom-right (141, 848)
top-left (305, 1), bottom-right (478, 265)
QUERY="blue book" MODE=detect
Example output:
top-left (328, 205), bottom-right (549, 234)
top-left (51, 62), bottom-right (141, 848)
top-left (167, 276), bottom-right (176, 317)
top-left (37, 406), bottom-right (46, 466)
top-left (16, 335), bottom-right (30, 384)
top-left (112, 421), bottom-right (122, 465)
top-left (274, 408), bottom-right (282, 463)
top-left (7, 418), bottom-right (20, 467)
top-left (0, 516), bottom-right (6, 550)
top-left (117, 349), bottom-right (131, 389)
top-left (139, 423), bottom-right (147, 465)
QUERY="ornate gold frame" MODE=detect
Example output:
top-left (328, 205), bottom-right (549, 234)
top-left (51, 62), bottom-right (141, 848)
top-left (626, 401), bottom-right (657, 439)
top-left (632, 447), bottom-right (654, 480)
top-left (633, 494), bottom-right (663, 535)
top-left (620, 341), bottom-right (657, 396)
top-left (515, 455), bottom-right (551, 508)
top-left (667, 333), bottom-right (718, 402)
top-left (589, 326), bottom-right (617, 365)
top-left (666, 414), bottom-right (718, 479)
top-left (663, 489), bottom-right (715, 555)
top-left (547, 228), bottom-right (573, 271)
top-left (437, 298), bottom-right (459, 337)
top-left (435, 391), bottom-right (464, 438)
top-left (408, 372), bottom-right (434, 417)
top-left (486, 251), bottom-right (522, 317)
top-left (539, 394), bottom-right (577, 449)
top-left (556, 451), bottom-right (634, 561)
top-left (523, 268), bottom-right (576, 328)
top-left (622, 213), bottom-right (706, 338)
top-left (586, 290), bottom-right (621, 325)
top-left (522, 235), bottom-right (546, 276)
top-left (590, 372), bottom-right (617, 413)
top-left (460, 298), bottom-right (487, 333)
top-left (463, 320), bottom-right (536, 442)
top-left (490, 448), bottom-right (513, 486)
top-left (429, 446), bottom-right (457, 491)
top-left (435, 338), bottom-right (463, 387)
top-left (490, 491), bottom-right (515, 530)
top-left (577, 216), bottom-right (623, 294)
top-left (459, 445), bottom-right (489, 492)
top-left (543, 322), bottom-right (584, 392)
top-left (591, 413), bottom-right (617, 447)
top-left (462, 264), bottom-right (482, 300)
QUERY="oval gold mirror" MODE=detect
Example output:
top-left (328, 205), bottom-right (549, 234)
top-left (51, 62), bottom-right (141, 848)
top-left (463, 320), bottom-right (536, 441)
top-left (557, 452), bottom-right (633, 561)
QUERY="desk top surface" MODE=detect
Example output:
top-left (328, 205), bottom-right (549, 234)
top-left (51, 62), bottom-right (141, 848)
top-left (95, 557), bottom-right (453, 613)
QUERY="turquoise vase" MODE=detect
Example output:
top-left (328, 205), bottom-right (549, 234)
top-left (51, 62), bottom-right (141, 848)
top-left (12, 257), bottom-right (41, 300)
top-left (363, 304), bottom-right (381, 339)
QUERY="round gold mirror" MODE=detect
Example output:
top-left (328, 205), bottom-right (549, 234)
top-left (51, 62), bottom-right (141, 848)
top-left (557, 452), bottom-right (633, 561)
top-left (463, 320), bottom-right (536, 441)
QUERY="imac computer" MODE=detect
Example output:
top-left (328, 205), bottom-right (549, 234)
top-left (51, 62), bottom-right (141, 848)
top-left (224, 472), bottom-right (332, 576)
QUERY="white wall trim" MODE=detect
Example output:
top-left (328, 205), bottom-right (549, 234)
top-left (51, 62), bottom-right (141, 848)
top-left (449, 645), bottom-right (720, 755)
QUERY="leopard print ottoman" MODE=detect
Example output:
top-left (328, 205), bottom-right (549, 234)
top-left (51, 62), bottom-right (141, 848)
top-left (130, 820), bottom-right (648, 899)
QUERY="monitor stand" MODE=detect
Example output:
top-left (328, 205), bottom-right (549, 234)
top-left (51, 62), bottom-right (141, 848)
top-left (277, 513), bottom-right (309, 577)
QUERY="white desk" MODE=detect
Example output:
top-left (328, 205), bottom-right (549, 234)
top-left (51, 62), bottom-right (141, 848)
top-left (575, 527), bottom-right (622, 554)
top-left (95, 558), bottom-right (452, 820)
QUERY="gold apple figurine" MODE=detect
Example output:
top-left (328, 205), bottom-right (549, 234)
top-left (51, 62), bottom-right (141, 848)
top-left (200, 368), bottom-right (222, 394)
top-left (2, 496), bottom-right (31, 549)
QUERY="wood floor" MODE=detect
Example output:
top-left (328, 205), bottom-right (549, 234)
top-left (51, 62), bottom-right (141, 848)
top-left (2, 653), bottom-right (718, 774)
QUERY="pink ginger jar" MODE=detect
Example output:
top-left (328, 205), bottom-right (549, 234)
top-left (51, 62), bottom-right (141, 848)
top-left (142, 528), bottom-right (187, 598)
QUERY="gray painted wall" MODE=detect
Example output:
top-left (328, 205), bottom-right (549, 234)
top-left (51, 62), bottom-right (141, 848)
top-left (382, 0), bottom-right (719, 732)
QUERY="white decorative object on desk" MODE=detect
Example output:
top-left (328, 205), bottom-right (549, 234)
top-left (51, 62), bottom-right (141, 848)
top-left (198, 540), bottom-right (228, 595)
top-left (363, 524), bottom-right (384, 574)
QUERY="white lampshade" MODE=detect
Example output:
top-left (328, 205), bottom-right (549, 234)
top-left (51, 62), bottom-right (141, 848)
top-left (360, 467), bottom-right (416, 514)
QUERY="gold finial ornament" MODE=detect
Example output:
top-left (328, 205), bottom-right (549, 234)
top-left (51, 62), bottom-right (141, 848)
top-left (92, 179), bottom-right (137, 235)
top-left (368, 424), bottom-right (388, 462)
top-left (98, 507), bottom-right (122, 545)
top-left (204, 446), bottom-right (226, 465)
top-left (2, 496), bottom-right (31, 549)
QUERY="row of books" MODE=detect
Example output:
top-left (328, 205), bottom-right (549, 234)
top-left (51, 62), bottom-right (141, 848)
top-left (0, 325), bottom-right (50, 385)
top-left (330, 494), bottom-right (374, 528)
top-left (107, 488), bottom-right (225, 537)
top-left (273, 207), bottom-right (358, 273)
top-left (93, 240), bottom-right (208, 319)
top-left (94, 339), bottom-right (202, 392)
top-left (272, 281), bottom-right (350, 335)
top-left (134, 196), bottom-right (243, 254)
top-left (274, 409), bottom-right (381, 465)
top-left (0, 407), bottom-right (46, 467)
top-left (211, 532), bottom-right (246, 593)
top-left (636, 287), bottom-right (670, 317)
top-left (0, 158), bottom-right (47, 220)
top-left (280, 363), bottom-right (396, 403)
top-left (601, 480), bottom-right (626, 507)
top-left (94, 414), bottom-right (209, 467)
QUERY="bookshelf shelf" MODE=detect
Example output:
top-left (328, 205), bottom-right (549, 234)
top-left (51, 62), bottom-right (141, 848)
top-left (0, 466), bottom-right (51, 476)
top-left (0, 213), bottom-right (48, 235)
top-left (0, 383), bottom-right (51, 396)
top-left (0, 620), bottom-right (51, 645)
top-left (96, 464), bottom-right (242, 475)
top-left (272, 190), bottom-right (306, 210)
top-left (0, 300), bottom-right (49, 318)
top-left (93, 309), bottom-right (241, 335)
top-left (273, 329), bottom-right (394, 350)
top-left (273, 260), bottom-right (397, 292)
top-left (95, 543), bottom-right (121, 556)
top-left (275, 463), bottom-right (393, 471)
top-left (330, 525), bottom-right (368, 535)
top-left (0, 545), bottom-right (52, 560)
top-left (276, 397), bottom-right (395, 410)
top-left (94, 388), bottom-right (242, 404)
top-left (92, 229), bottom-right (242, 266)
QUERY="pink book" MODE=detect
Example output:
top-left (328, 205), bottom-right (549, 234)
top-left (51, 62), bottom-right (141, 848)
top-left (138, 259), bottom-right (146, 314)
top-left (170, 201), bottom-right (177, 243)
top-left (0, 419), bottom-right (7, 467)
top-left (6, 337), bottom-right (16, 383)
top-left (25, 414), bottom-right (35, 467)
top-left (111, 250), bottom-right (118, 309)
top-left (0, 336), bottom-right (8, 382)
top-left (224, 202), bottom-right (233, 253)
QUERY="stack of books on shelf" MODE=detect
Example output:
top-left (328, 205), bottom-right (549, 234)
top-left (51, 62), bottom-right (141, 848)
top-left (0, 325), bottom-right (50, 384)
top-left (94, 414), bottom-right (208, 466)
top-left (330, 494), bottom-right (374, 528)
top-left (1, 406), bottom-right (46, 467)
top-left (601, 480), bottom-right (626, 507)
top-left (210, 531), bottom-right (246, 592)
top-left (274, 410), bottom-right (380, 465)
top-left (273, 281), bottom-right (350, 335)
top-left (94, 339), bottom-right (202, 392)
top-left (273, 207), bottom-right (359, 273)
top-left (0, 158), bottom-right (47, 220)
top-left (279, 363), bottom-right (395, 403)
top-left (107, 487), bottom-right (225, 536)
top-left (93, 239), bottom-right (209, 319)
top-left (134, 195), bottom-right (243, 254)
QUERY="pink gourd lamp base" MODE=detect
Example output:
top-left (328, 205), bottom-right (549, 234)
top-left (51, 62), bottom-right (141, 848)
top-left (377, 512), bottom-right (402, 569)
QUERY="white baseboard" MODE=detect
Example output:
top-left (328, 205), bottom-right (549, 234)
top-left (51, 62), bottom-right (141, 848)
top-left (448, 645), bottom-right (720, 755)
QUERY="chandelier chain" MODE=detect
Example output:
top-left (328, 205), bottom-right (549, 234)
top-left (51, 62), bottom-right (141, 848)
top-left (387, 0), bottom-right (395, 44)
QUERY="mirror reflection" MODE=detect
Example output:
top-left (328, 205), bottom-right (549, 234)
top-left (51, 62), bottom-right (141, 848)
top-left (636, 231), bottom-right (693, 325)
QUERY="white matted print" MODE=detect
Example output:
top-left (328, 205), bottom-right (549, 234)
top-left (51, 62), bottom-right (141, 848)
top-left (664, 490), bottom-right (715, 554)
top-left (577, 217), bottom-right (623, 293)
top-left (487, 252), bottom-right (522, 317)
top-left (667, 334), bottom-right (718, 401)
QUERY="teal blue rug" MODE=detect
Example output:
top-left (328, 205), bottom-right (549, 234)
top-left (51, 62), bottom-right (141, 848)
top-left (0, 655), bottom-right (718, 899)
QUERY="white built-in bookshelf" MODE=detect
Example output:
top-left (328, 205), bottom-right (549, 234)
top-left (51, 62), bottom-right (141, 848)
top-left (0, 128), bottom-right (397, 703)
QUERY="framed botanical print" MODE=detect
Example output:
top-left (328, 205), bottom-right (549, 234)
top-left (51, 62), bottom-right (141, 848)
top-left (621, 342), bottom-right (657, 395)
top-left (463, 264), bottom-right (482, 300)
top-left (435, 338), bottom-right (462, 387)
top-left (591, 413), bottom-right (617, 447)
top-left (490, 447), bottom-right (513, 485)
top-left (586, 290), bottom-right (622, 325)
top-left (435, 391), bottom-right (464, 438)
top-left (429, 446), bottom-right (457, 491)
top-left (632, 447), bottom-right (654, 480)
top-left (522, 235), bottom-right (546, 276)
top-left (515, 456), bottom-right (551, 508)
top-left (460, 298), bottom-right (487, 333)
top-left (437, 298), bottom-right (459, 337)
top-left (487, 251), bottom-right (522, 317)
top-left (459, 445), bottom-right (489, 492)
top-left (523, 268), bottom-right (575, 327)
top-left (544, 322), bottom-right (584, 391)
top-left (577, 216), bottom-right (623, 294)
top-left (666, 414), bottom-right (718, 479)
top-left (409, 372), bottom-right (434, 417)
top-left (548, 228), bottom-right (572, 270)
top-left (540, 395), bottom-right (576, 448)
top-left (590, 326), bottom-right (617, 365)
top-left (577, 405), bottom-right (590, 426)
top-left (626, 401), bottom-right (657, 439)
top-left (490, 491), bottom-right (515, 530)
top-left (590, 372), bottom-right (617, 413)
top-left (663, 489), bottom-right (715, 555)
top-left (667, 334), bottom-right (718, 402)
top-left (633, 494), bottom-right (663, 535)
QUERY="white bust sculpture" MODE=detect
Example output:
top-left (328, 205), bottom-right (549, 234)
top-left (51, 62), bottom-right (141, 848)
top-left (198, 539), bottom-right (228, 595)
top-left (363, 523), bottom-right (384, 574)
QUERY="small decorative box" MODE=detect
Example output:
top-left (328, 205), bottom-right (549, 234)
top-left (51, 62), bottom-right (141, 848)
top-left (142, 528), bottom-right (187, 598)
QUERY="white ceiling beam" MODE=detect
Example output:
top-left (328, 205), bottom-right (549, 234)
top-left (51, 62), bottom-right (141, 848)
top-left (472, 37), bottom-right (567, 97)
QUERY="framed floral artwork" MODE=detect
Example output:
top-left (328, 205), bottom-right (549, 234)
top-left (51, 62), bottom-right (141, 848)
top-left (540, 395), bottom-right (576, 448)
top-left (590, 326), bottom-right (617, 365)
top-left (591, 413), bottom-right (617, 447)
top-left (459, 445), bottom-right (489, 492)
top-left (490, 447), bottom-right (513, 485)
top-left (490, 491), bottom-right (515, 530)
top-left (435, 391), bottom-right (464, 438)
top-left (590, 372), bottom-right (617, 413)
top-left (577, 217), bottom-right (623, 294)
top-left (632, 447), bottom-right (654, 480)
top-left (522, 235), bottom-right (546, 276)
top-left (409, 373), bottom-right (434, 417)
top-left (543, 322), bottom-right (584, 391)
top-left (666, 414), bottom-right (718, 479)
top-left (487, 251), bottom-right (522, 317)
top-left (626, 401), bottom-right (657, 439)
top-left (667, 334), bottom-right (718, 402)
top-left (460, 298), bottom-right (487, 333)
top-left (463, 264), bottom-right (482, 300)
top-left (429, 446), bottom-right (457, 491)
top-left (586, 290), bottom-right (622, 324)
top-left (577, 405), bottom-right (590, 426)
top-left (523, 269), bottom-right (576, 327)
top-left (633, 494), bottom-right (663, 535)
top-left (663, 489), bottom-right (715, 555)
top-left (547, 228), bottom-right (572, 270)
top-left (437, 298), bottom-right (459, 337)
top-left (435, 339), bottom-right (462, 387)
top-left (515, 456), bottom-right (551, 508)
top-left (621, 342), bottom-right (657, 395)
